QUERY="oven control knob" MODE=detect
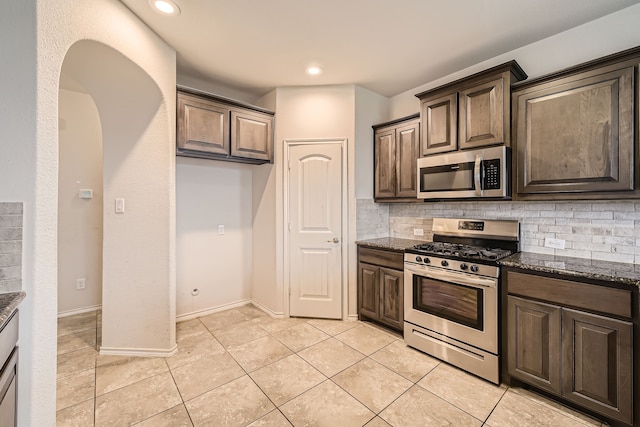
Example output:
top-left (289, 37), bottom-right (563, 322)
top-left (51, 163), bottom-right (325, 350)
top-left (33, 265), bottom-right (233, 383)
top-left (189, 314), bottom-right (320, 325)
top-left (423, 257), bottom-right (430, 264)
top-left (460, 263), bottom-right (468, 270)
top-left (441, 260), bottom-right (448, 267)
top-left (470, 265), bottom-right (479, 273)
top-left (416, 256), bottom-right (422, 263)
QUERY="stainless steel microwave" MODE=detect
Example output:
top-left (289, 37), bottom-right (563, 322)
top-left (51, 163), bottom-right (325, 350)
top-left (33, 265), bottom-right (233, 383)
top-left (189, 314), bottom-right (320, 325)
top-left (417, 146), bottom-right (509, 199)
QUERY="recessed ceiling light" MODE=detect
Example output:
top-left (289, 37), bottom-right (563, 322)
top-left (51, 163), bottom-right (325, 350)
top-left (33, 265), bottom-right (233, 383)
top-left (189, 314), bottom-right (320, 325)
top-left (150, 0), bottom-right (181, 16)
top-left (305, 66), bottom-right (323, 76)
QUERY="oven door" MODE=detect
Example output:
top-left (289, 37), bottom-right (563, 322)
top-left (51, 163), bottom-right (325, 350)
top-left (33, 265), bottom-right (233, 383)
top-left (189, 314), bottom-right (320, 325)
top-left (404, 262), bottom-right (498, 353)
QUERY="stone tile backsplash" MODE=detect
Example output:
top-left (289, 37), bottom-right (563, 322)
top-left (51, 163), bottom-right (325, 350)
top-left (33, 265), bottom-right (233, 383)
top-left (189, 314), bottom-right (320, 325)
top-left (0, 203), bottom-right (23, 291)
top-left (357, 199), bottom-right (640, 264)
top-left (356, 199), bottom-right (390, 240)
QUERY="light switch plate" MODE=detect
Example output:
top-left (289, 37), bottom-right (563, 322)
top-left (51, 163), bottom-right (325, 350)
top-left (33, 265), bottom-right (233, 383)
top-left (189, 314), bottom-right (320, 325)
top-left (115, 198), bottom-right (125, 214)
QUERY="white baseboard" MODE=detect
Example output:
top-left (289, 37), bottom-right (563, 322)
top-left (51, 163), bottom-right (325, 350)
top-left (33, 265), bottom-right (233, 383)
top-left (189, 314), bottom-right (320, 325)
top-left (176, 299), bottom-right (252, 323)
top-left (99, 344), bottom-right (177, 358)
top-left (250, 300), bottom-right (284, 318)
top-left (347, 314), bottom-right (359, 321)
top-left (58, 305), bottom-right (102, 318)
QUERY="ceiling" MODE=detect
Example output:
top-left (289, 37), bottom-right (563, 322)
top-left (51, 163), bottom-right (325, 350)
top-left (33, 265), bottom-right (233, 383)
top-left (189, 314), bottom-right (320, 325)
top-left (120, 0), bottom-right (640, 98)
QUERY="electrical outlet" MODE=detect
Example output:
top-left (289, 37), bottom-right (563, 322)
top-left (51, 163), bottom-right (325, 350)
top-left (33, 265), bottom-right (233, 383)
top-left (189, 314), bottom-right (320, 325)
top-left (544, 237), bottom-right (565, 250)
top-left (413, 228), bottom-right (424, 236)
top-left (76, 278), bottom-right (86, 290)
top-left (218, 225), bottom-right (224, 235)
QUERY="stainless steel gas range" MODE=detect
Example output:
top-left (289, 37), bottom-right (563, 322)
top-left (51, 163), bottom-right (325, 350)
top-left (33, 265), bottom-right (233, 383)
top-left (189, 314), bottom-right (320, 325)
top-left (404, 218), bottom-right (519, 384)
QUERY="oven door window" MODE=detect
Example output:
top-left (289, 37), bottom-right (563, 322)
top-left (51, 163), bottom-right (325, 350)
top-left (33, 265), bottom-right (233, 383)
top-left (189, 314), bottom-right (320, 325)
top-left (413, 275), bottom-right (483, 330)
top-left (420, 162), bottom-right (475, 193)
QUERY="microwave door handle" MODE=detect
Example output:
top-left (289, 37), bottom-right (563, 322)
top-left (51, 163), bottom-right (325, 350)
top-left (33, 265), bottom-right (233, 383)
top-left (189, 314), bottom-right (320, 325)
top-left (474, 155), bottom-right (482, 196)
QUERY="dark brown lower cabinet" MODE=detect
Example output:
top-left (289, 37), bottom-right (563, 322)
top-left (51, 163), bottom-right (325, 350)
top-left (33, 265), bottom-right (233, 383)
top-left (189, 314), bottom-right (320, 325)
top-left (506, 270), bottom-right (634, 426)
top-left (562, 308), bottom-right (632, 424)
top-left (358, 263), bottom-right (379, 321)
top-left (508, 296), bottom-right (561, 394)
top-left (357, 246), bottom-right (404, 332)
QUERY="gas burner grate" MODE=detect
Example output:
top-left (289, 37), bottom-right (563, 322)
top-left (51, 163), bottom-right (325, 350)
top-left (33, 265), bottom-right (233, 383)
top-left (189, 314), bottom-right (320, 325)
top-left (411, 242), bottom-right (512, 261)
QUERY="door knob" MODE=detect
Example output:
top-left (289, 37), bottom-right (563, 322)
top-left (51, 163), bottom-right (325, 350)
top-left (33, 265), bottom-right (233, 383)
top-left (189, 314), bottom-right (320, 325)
top-left (327, 237), bottom-right (339, 243)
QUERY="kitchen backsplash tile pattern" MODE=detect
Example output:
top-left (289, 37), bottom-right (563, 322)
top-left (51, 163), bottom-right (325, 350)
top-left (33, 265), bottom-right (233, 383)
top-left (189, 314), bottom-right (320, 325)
top-left (356, 199), bottom-right (390, 240)
top-left (0, 203), bottom-right (23, 291)
top-left (357, 199), bottom-right (640, 264)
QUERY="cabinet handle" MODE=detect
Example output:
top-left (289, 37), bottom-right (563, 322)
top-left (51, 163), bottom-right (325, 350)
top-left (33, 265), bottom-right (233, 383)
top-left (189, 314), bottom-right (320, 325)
top-left (327, 238), bottom-right (340, 243)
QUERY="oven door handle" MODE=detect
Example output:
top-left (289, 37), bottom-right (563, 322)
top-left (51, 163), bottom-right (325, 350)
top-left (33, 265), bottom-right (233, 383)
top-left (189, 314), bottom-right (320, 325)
top-left (406, 264), bottom-right (497, 289)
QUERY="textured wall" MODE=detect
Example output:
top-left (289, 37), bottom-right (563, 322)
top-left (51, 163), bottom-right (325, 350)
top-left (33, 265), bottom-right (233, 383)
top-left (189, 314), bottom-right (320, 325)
top-left (0, 0), bottom-right (177, 424)
top-left (57, 89), bottom-right (103, 314)
top-left (0, 203), bottom-right (22, 292)
top-left (355, 200), bottom-right (640, 264)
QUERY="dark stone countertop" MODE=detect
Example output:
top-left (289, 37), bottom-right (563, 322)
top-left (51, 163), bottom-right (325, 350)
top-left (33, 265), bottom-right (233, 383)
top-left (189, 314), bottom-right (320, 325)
top-left (501, 252), bottom-right (640, 289)
top-left (0, 292), bottom-right (25, 329)
top-left (355, 237), bottom-right (428, 252)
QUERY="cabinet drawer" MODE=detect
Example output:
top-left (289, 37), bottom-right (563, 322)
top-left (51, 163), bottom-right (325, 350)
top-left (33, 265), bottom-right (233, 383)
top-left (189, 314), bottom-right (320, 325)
top-left (358, 247), bottom-right (403, 270)
top-left (506, 271), bottom-right (631, 319)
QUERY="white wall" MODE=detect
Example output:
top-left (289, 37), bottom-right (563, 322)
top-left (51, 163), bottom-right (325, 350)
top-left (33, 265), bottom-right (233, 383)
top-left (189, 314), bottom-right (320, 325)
top-left (0, 0), bottom-right (176, 424)
top-left (389, 3), bottom-right (640, 118)
top-left (176, 158), bottom-right (253, 318)
top-left (58, 89), bottom-right (103, 314)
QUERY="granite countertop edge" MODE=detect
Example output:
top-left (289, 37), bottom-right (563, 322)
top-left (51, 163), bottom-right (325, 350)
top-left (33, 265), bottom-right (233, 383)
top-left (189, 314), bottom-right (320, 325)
top-left (500, 252), bottom-right (640, 289)
top-left (0, 292), bottom-right (26, 329)
top-left (355, 237), bottom-right (428, 252)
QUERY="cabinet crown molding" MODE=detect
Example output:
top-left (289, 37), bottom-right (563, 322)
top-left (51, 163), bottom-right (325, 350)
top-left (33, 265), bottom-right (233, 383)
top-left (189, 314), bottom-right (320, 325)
top-left (414, 60), bottom-right (527, 100)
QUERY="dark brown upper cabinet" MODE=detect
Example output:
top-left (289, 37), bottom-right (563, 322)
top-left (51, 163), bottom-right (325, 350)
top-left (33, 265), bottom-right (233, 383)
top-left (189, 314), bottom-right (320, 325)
top-left (512, 46), bottom-right (640, 200)
top-left (421, 93), bottom-right (457, 155)
top-left (373, 114), bottom-right (420, 202)
top-left (416, 61), bottom-right (527, 156)
top-left (177, 87), bottom-right (274, 164)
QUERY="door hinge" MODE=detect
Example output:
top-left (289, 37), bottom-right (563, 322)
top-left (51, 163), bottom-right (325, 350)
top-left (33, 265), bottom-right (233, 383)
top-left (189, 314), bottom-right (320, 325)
top-left (288, 286), bottom-right (291, 296)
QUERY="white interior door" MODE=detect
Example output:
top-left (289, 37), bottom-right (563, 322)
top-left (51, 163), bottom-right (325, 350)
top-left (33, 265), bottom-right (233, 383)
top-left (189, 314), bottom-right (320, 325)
top-left (288, 142), bottom-right (343, 319)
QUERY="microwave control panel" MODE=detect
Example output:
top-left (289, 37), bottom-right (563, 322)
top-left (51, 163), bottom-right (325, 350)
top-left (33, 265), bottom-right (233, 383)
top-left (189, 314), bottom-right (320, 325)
top-left (483, 159), bottom-right (501, 189)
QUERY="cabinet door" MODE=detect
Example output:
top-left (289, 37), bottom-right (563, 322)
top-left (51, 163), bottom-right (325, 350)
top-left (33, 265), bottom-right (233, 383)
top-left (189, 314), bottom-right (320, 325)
top-left (177, 93), bottom-right (230, 155)
top-left (358, 263), bottom-right (379, 321)
top-left (421, 93), bottom-right (457, 155)
top-left (561, 309), bottom-right (632, 424)
top-left (378, 267), bottom-right (403, 331)
top-left (514, 66), bottom-right (634, 195)
top-left (230, 109), bottom-right (273, 162)
top-left (507, 296), bottom-right (562, 394)
top-left (458, 78), bottom-right (504, 149)
top-left (395, 121), bottom-right (420, 198)
top-left (374, 127), bottom-right (396, 199)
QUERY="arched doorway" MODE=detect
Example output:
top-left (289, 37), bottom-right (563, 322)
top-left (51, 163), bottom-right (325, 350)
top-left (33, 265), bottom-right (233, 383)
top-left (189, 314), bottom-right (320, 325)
top-left (57, 40), bottom-right (176, 355)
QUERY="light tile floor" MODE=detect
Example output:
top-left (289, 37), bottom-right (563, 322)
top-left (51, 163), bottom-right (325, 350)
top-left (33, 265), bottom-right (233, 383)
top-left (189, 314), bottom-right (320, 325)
top-left (56, 305), bottom-right (607, 426)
